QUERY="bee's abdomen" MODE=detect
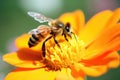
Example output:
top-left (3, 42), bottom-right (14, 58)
top-left (28, 34), bottom-right (41, 47)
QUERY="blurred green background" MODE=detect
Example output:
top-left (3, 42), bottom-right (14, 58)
top-left (0, 0), bottom-right (120, 80)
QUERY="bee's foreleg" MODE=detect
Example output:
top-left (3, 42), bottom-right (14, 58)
top-left (53, 36), bottom-right (62, 52)
top-left (63, 34), bottom-right (71, 46)
top-left (53, 36), bottom-right (61, 48)
top-left (63, 34), bottom-right (69, 42)
top-left (42, 36), bottom-right (52, 57)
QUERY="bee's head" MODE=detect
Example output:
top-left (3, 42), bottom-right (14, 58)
top-left (55, 21), bottom-right (72, 37)
top-left (49, 20), bottom-right (64, 29)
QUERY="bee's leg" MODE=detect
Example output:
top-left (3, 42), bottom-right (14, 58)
top-left (53, 36), bottom-right (61, 49)
top-left (63, 34), bottom-right (69, 42)
top-left (63, 34), bottom-right (72, 46)
top-left (42, 36), bottom-right (52, 57)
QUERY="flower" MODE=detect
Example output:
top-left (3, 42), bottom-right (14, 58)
top-left (3, 8), bottom-right (120, 80)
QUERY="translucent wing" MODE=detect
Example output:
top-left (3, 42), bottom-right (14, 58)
top-left (28, 11), bottom-right (53, 23)
top-left (28, 25), bottom-right (51, 35)
top-left (28, 29), bottom-right (39, 34)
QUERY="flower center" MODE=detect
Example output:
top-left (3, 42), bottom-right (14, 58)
top-left (42, 35), bottom-right (85, 71)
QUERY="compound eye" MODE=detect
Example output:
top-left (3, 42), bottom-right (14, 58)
top-left (65, 23), bottom-right (71, 32)
top-left (56, 21), bottom-right (64, 28)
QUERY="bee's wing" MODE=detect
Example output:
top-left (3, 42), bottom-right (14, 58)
top-left (28, 29), bottom-right (39, 34)
top-left (28, 25), bottom-right (51, 35)
top-left (28, 11), bottom-right (53, 23)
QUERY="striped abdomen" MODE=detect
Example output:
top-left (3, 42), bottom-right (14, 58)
top-left (28, 33), bottom-right (44, 47)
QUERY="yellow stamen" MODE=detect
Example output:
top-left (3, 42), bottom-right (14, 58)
top-left (42, 35), bottom-right (85, 71)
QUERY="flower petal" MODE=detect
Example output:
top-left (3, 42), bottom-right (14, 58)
top-left (81, 51), bottom-right (120, 68)
top-left (104, 51), bottom-right (120, 68)
top-left (55, 68), bottom-right (84, 80)
top-left (80, 64), bottom-right (107, 77)
top-left (4, 68), bottom-right (82, 80)
top-left (3, 49), bottom-right (44, 68)
top-left (4, 68), bottom-right (57, 80)
top-left (15, 34), bottom-right (30, 48)
top-left (73, 63), bottom-right (107, 77)
top-left (106, 8), bottom-right (120, 28)
top-left (59, 10), bottom-right (85, 35)
top-left (79, 10), bottom-right (113, 46)
top-left (83, 24), bottom-right (120, 59)
top-left (70, 66), bottom-right (85, 80)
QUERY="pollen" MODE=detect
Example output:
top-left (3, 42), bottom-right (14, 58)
top-left (43, 35), bottom-right (86, 71)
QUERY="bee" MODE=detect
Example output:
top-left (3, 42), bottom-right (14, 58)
top-left (28, 12), bottom-right (75, 57)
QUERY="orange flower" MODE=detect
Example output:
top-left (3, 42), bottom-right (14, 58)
top-left (3, 8), bottom-right (120, 80)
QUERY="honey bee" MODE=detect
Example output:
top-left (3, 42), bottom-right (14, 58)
top-left (28, 12), bottom-right (74, 57)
